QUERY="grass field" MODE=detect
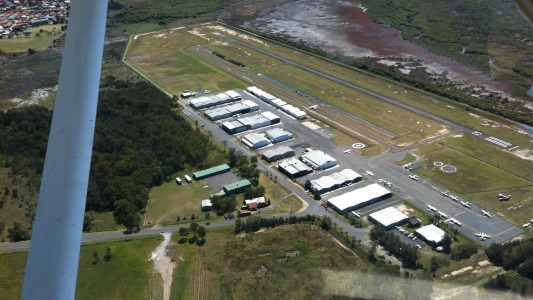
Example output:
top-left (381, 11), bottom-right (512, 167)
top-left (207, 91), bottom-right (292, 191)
top-left (0, 236), bottom-right (162, 299)
top-left (170, 225), bottom-right (371, 299)
top-left (146, 173), bottom-right (215, 226)
top-left (0, 25), bottom-right (65, 53)
top-left (261, 65), bottom-right (447, 143)
top-left (415, 146), bottom-right (529, 194)
top-left (124, 28), bottom-right (246, 94)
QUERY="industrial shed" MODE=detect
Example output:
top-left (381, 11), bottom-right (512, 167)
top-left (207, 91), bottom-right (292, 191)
top-left (262, 146), bottom-right (295, 162)
top-left (201, 199), bottom-right (213, 212)
top-left (241, 133), bottom-right (271, 149)
top-left (204, 102), bottom-right (247, 121)
top-left (327, 183), bottom-right (392, 213)
top-left (193, 164), bottom-right (230, 180)
top-left (223, 179), bottom-right (251, 195)
top-left (278, 158), bottom-right (312, 178)
top-left (225, 90), bottom-right (242, 100)
top-left (415, 225), bottom-right (446, 245)
top-left (272, 99), bottom-right (286, 108)
top-left (266, 128), bottom-right (293, 143)
top-left (221, 120), bottom-right (248, 134)
top-left (301, 150), bottom-right (337, 170)
top-left (311, 169), bottom-right (362, 193)
top-left (368, 207), bottom-right (409, 229)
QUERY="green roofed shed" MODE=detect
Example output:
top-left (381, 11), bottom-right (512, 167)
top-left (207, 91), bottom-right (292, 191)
top-left (193, 164), bottom-right (230, 180)
top-left (223, 179), bottom-right (251, 195)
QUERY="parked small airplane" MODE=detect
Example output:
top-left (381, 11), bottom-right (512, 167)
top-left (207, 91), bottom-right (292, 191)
top-left (365, 170), bottom-right (374, 176)
top-left (482, 210), bottom-right (492, 218)
top-left (498, 194), bottom-right (511, 201)
top-left (437, 211), bottom-right (448, 219)
top-left (460, 201), bottom-right (472, 208)
top-left (449, 218), bottom-right (462, 226)
top-left (308, 105), bottom-right (318, 110)
top-left (408, 175), bottom-right (419, 181)
top-left (441, 190), bottom-right (449, 196)
top-left (427, 205), bottom-right (437, 212)
top-left (523, 223), bottom-right (531, 229)
top-left (475, 232), bottom-right (492, 241)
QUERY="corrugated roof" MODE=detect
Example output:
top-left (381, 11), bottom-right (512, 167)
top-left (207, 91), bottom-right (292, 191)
top-left (278, 158), bottom-right (311, 175)
top-left (301, 150), bottom-right (336, 169)
top-left (266, 128), bottom-right (292, 140)
top-left (224, 179), bottom-right (251, 191)
top-left (369, 207), bottom-right (409, 227)
top-left (327, 183), bottom-right (391, 211)
top-left (416, 224), bottom-right (445, 243)
top-left (193, 164), bottom-right (230, 179)
top-left (262, 146), bottom-right (294, 161)
top-left (201, 199), bottom-right (212, 207)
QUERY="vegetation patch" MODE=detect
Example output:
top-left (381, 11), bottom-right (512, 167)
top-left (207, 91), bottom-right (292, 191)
top-left (415, 145), bottom-right (529, 194)
top-left (0, 236), bottom-right (162, 299)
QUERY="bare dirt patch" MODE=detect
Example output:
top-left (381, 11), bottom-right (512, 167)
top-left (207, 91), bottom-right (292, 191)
top-left (151, 233), bottom-right (176, 300)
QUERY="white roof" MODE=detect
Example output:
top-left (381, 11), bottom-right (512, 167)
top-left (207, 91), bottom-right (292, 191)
top-left (262, 146), bottom-right (294, 160)
top-left (271, 98), bottom-right (283, 104)
top-left (245, 196), bottom-right (266, 204)
top-left (301, 150), bottom-right (336, 169)
top-left (339, 169), bottom-right (362, 181)
top-left (416, 224), bottom-right (445, 243)
top-left (327, 183), bottom-right (391, 212)
top-left (369, 207), bottom-right (409, 227)
top-left (311, 176), bottom-right (338, 191)
top-left (260, 111), bottom-right (279, 121)
top-left (225, 90), bottom-right (241, 99)
top-left (201, 199), bottom-right (212, 207)
top-left (242, 133), bottom-right (270, 148)
top-left (292, 110), bottom-right (307, 118)
top-left (266, 128), bottom-right (292, 140)
top-left (278, 158), bottom-right (311, 175)
top-left (241, 99), bottom-right (258, 108)
top-left (246, 86), bottom-right (258, 93)
top-left (189, 96), bottom-right (210, 105)
top-left (216, 92), bottom-right (232, 101)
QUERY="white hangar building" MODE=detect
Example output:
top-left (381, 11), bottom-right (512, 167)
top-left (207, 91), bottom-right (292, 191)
top-left (266, 128), bottom-right (293, 143)
top-left (415, 224), bottom-right (446, 245)
top-left (204, 100), bottom-right (259, 121)
top-left (301, 150), bottom-right (337, 170)
top-left (327, 183), bottom-right (392, 213)
top-left (311, 169), bottom-right (362, 194)
top-left (368, 207), bottom-right (409, 229)
top-left (241, 133), bottom-right (271, 149)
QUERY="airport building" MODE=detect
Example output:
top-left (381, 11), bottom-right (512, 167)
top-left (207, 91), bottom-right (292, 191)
top-left (278, 158), bottom-right (312, 178)
top-left (415, 224), bottom-right (446, 245)
top-left (327, 183), bottom-right (392, 213)
top-left (220, 111), bottom-right (280, 134)
top-left (301, 150), bottom-right (337, 170)
top-left (223, 179), bottom-right (251, 195)
top-left (261, 146), bottom-right (295, 162)
top-left (266, 128), bottom-right (293, 143)
top-left (241, 133), bottom-right (271, 149)
top-left (193, 164), bottom-right (230, 180)
top-left (246, 86), bottom-right (306, 119)
top-left (204, 100), bottom-right (259, 121)
top-left (310, 169), bottom-right (362, 194)
top-left (201, 199), bottom-right (213, 212)
top-left (189, 90), bottom-right (240, 110)
top-left (368, 207), bottom-right (409, 229)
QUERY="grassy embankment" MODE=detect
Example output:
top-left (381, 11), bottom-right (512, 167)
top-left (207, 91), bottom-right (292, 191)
top-left (0, 236), bottom-right (162, 299)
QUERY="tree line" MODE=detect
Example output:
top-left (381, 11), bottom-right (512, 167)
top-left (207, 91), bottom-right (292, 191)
top-left (0, 77), bottom-right (223, 234)
top-left (369, 226), bottom-right (420, 269)
top-left (233, 215), bottom-right (328, 233)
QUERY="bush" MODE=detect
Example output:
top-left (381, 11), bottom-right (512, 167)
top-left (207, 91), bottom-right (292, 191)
top-left (450, 243), bottom-right (478, 260)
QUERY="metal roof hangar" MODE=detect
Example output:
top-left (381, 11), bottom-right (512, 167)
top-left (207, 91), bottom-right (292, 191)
top-left (261, 146), bottom-right (295, 162)
top-left (189, 90), bottom-right (241, 109)
top-left (415, 224), bottom-right (446, 245)
top-left (278, 157), bottom-right (312, 178)
top-left (327, 183), bottom-right (392, 213)
top-left (204, 100), bottom-right (259, 121)
top-left (301, 150), bottom-right (337, 170)
top-left (368, 207), bottom-right (409, 229)
top-left (241, 133), bottom-right (271, 149)
top-left (221, 112), bottom-right (280, 134)
top-left (193, 164), bottom-right (230, 180)
top-left (266, 128), bottom-right (293, 143)
top-left (310, 169), bottom-right (362, 194)
top-left (223, 179), bottom-right (251, 195)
